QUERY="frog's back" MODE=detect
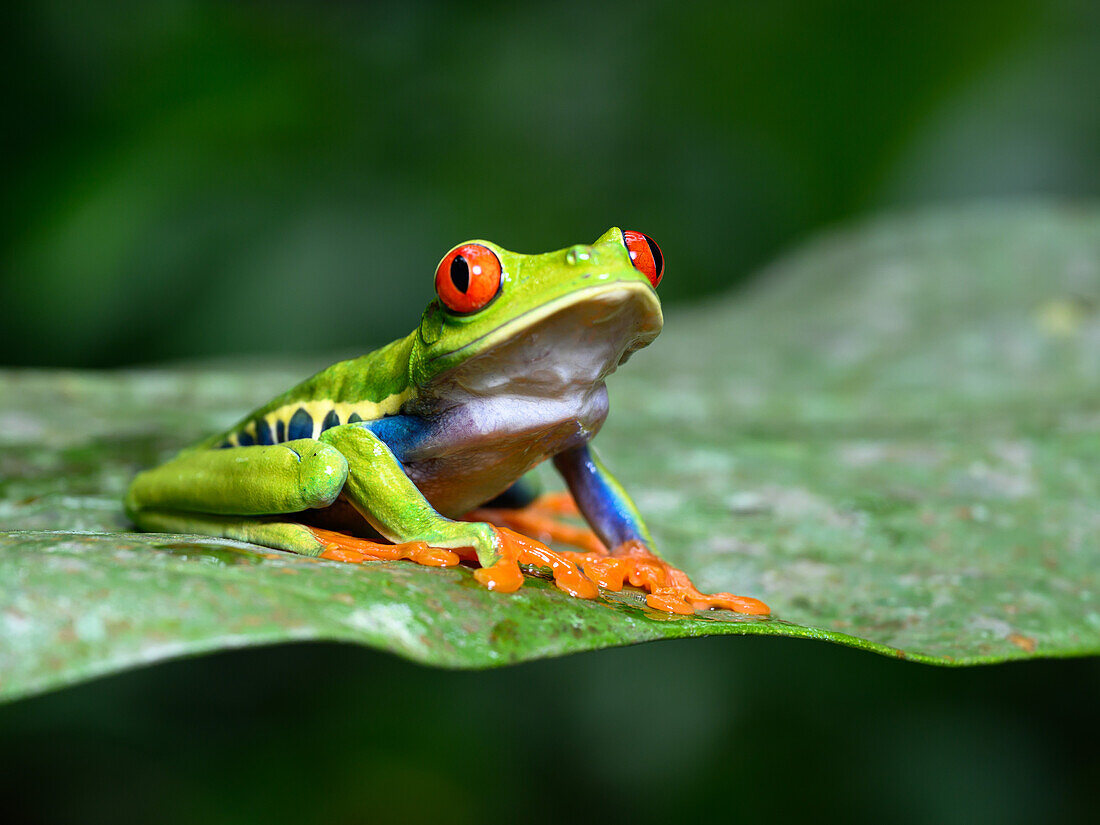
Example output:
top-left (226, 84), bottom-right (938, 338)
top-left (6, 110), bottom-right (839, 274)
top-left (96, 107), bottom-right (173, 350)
top-left (197, 334), bottom-right (417, 450)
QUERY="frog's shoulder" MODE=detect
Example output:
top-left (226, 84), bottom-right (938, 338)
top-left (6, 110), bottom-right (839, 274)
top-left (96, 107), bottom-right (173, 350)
top-left (201, 334), bottom-right (417, 449)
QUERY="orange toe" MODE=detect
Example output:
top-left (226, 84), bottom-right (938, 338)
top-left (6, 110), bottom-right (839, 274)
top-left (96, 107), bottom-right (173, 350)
top-left (474, 527), bottom-right (599, 599)
top-left (310, 526), bottom-right (461, 568)
top-left (559, 540), bottom-right (770, 616)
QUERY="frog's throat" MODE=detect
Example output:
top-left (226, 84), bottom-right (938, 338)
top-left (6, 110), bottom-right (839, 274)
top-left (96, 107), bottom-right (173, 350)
top-left (424, 282), bottom-right (663, 375)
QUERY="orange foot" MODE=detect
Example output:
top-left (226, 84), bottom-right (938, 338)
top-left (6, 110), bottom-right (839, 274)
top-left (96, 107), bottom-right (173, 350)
top-left (309, 523), bottom-right (597, 600)
top-left (472, 526), bottom-right (598, 599)
top-left (557, 541), bottom-right (770, 616)
top-left (310, 526), bottom-right (461, 567)
top-left (472, 493), bottom-right (770, 616)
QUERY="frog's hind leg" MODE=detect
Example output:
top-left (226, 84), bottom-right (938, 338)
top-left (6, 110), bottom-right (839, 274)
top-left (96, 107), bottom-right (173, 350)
top-left (126, 440), bottom-right (460, 566)
top-left (126, 438), bottom-right (342, 556)
top-left (129, 508), bottom-right (331, 556)
top-left (131, 509), bottom-right (462, 567)
top-left (126, 439), bottom-right (349, 519)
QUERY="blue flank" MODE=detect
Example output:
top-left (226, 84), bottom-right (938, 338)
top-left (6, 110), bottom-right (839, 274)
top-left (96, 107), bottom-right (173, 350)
top-left (363, 414), bottom-right (431, 463)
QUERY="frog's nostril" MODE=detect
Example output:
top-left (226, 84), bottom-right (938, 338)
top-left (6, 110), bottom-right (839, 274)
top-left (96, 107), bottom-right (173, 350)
top-left (565, 245), bottom-right (593, 266)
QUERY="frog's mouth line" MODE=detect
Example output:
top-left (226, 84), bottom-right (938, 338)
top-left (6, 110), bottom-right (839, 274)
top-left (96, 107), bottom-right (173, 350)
top-left (426, 282), bottom-right (663, 368)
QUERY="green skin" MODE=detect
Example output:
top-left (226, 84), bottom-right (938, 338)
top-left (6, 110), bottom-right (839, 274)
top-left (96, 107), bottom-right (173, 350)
top-left (126, 227), bottom-right (665, 571)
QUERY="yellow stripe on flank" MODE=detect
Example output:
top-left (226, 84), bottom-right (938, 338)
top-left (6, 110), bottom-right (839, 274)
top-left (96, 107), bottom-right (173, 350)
top-left (262, 387), bottom-right (416, 440)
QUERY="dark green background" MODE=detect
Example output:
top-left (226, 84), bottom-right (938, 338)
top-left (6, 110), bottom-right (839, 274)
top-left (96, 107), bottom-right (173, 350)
top-left (2, 1), bottom-right (1098, 822)
top-left (6, 0), bottom-right (1100, 367)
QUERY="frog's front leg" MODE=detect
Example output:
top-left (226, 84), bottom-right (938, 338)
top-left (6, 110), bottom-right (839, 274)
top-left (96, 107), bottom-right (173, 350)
top-left (125, 439), bottom-right (353, 555)
top-left (552, 444), bottom-right (655, 550)
top-left (552, 444), bottom-right (769, 615)
top-left (124, 428), bottom-right (473, 565)
top-left (127, 439), bottom-right (349, 518)
top-left (125, 439), bottom-right (456, 563)
top-left (316, 424), bottom-right (597, 598)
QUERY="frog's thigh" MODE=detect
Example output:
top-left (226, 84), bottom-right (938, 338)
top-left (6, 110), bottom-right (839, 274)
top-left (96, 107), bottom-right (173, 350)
top-left (126, 439), bottom-right (348, 517)
top-left (130, 509), bottom-right (327, 556)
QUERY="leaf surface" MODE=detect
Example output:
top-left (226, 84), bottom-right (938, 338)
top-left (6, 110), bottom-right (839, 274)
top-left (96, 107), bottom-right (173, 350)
top-left (2, 203), bottom-right (1098, 701)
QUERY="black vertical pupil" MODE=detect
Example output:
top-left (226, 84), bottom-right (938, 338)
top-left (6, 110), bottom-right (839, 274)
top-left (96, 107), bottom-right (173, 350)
top-left (450, 256), bottom-right (470, 293)
top-left (644, 235), bottom-right (663, 278)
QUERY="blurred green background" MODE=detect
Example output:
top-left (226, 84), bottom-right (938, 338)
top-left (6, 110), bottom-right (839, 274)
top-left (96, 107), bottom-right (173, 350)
top-left (2, 1), bottom-right (1099, 822)
top-left (5, 0), bottom-right (1100, 367)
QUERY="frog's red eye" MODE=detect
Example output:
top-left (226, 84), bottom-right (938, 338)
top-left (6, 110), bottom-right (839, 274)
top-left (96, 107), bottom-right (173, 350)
top-left (623, 230), bottom-right (663, 288)
top-left (435, 244), bottom-right (502, 314)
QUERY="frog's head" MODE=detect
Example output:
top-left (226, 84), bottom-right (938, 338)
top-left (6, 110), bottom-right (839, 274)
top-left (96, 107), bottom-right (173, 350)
top-left (410, 227), bottom-right (664, 392)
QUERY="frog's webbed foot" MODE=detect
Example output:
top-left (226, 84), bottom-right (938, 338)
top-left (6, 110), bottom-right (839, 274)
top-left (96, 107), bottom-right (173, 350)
top-left (472, 526), bottom-right (598, 599)
top-left (309, 526), bottom-right (462, 567)
top-left (309, 522), bottom-right (599, 600)
top-left (559, 541), bottom-right (770, 616)
top-left (470, 493), bottom-right (770, 616)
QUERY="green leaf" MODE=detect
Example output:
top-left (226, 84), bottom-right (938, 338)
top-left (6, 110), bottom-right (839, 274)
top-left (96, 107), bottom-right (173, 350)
top-left (2, 202), bottom-right (1098, 702)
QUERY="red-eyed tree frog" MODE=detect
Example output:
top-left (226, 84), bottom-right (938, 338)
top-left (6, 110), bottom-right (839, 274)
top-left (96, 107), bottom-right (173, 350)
top-left (125, 228), bottom-right (769, 615)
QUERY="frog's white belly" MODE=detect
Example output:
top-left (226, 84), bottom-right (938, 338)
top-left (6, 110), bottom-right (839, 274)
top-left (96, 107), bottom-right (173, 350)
top-left (404, 384), bottom-right (610, 517)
